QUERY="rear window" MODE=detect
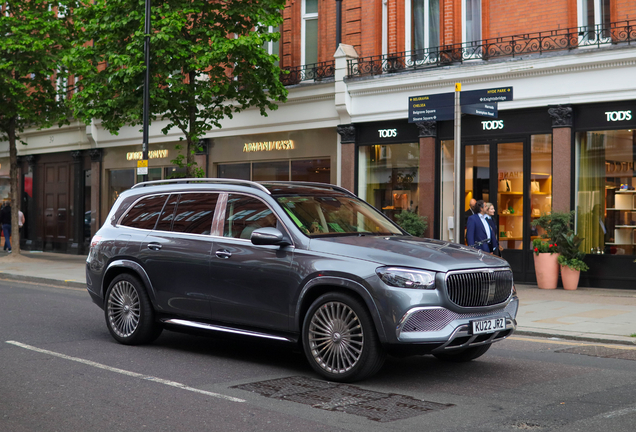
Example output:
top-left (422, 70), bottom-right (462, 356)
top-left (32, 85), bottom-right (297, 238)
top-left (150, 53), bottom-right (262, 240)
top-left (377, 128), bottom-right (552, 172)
top-left (120, 195), bottom-right (168, 230)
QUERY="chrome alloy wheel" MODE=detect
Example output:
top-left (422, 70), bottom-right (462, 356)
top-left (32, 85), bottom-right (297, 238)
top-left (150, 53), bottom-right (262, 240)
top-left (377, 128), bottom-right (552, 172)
top-left (107, 280), bottom-right (141, 338)
top-left (308, 301), bottom-right (364, 374)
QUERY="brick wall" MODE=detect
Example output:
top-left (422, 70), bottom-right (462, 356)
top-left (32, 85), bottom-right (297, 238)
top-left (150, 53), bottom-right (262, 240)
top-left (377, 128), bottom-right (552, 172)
top-left (616, 0), bottom-right (636, 20)
top-left (486, 0), bottom-right (574, 37)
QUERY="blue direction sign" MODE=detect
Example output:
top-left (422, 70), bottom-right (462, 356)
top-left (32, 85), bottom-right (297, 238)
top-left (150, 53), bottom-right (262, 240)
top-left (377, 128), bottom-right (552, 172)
top-left (461, 102), bottom-right (498, 118)
top-left (409, 105), bottom-right (454, 122)
top-left (460, 86), bottom-right (513, 105)
top-left (408, 92), bottom-right (454, 123)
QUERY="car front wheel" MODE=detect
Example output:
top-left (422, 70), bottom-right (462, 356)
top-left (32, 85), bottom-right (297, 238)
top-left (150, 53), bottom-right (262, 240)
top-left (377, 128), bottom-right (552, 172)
top-left (302, 292), bottom-right (385, 382)
top-left (104, 273), bottom-right (162, 345)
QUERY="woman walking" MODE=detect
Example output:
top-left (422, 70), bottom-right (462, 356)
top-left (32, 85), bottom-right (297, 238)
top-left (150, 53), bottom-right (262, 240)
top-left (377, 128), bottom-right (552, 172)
top-left (0, 201), bottom-right (11, 253)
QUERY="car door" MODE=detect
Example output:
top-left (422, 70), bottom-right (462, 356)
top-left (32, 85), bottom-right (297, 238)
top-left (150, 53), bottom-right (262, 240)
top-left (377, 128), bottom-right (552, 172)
top-left (208, 193), bottom-right (294, 331)
top-left (138, 192), bottom-right (219, 319)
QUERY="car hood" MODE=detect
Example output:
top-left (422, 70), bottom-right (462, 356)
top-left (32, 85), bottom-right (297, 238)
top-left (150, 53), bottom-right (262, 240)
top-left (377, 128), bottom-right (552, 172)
top-left (308, 235), bottom-right (508, 272)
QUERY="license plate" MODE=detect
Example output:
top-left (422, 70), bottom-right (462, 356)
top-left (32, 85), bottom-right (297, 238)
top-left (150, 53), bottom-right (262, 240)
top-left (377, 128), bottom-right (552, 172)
top-left (472, 317), bottom-right (505, 335)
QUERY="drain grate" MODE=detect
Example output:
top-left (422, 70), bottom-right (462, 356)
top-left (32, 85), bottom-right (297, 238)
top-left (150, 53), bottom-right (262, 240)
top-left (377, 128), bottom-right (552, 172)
top-left (557, 345), bottom-right (636, 361)
top-left (232, 376), bottom-right (453, 422)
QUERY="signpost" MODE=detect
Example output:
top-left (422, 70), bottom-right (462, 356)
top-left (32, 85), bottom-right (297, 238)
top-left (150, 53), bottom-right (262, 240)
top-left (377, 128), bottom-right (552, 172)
top-left (408, 85), bottom-right (514, 244)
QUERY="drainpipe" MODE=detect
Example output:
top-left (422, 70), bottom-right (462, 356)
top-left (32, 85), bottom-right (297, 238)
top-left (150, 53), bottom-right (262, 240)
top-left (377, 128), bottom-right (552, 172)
top-left (336, 0), bottom-right (342, 49)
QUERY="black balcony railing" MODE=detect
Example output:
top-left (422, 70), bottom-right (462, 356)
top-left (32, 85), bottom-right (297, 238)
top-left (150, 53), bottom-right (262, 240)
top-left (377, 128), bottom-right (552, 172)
top-left (348, 20), bottom-right (636, 78)
top-left (280, 60), bottom-right (335, 86)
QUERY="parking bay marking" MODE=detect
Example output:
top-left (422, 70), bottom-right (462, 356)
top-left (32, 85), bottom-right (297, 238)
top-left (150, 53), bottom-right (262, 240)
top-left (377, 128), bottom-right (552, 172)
top-left (5, 340), bottom-right (245, 403)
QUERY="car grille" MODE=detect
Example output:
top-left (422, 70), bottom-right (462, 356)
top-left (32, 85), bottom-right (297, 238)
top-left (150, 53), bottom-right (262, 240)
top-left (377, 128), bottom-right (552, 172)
top-left (446, 269), bottom-right (513, 307)
top-left (401, 301), bottom-right (517, 333)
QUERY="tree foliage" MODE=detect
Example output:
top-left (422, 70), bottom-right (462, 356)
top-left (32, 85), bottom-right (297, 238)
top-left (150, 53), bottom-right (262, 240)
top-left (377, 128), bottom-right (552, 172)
top-left (0, 0), bottom-right (77, 254)
top-left (67, 0), bottom-right (288, 176)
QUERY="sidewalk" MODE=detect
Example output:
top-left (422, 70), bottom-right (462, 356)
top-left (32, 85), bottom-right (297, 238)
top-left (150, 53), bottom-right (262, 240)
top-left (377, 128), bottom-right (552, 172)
top-left (0, 251), bottom-right (634, 346)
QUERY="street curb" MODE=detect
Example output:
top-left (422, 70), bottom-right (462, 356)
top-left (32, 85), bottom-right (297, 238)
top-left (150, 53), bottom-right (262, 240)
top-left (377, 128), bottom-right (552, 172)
top-left (0, 273), bottom-right (86, 289)
top-left (515, 330), bottom-right (636, 347)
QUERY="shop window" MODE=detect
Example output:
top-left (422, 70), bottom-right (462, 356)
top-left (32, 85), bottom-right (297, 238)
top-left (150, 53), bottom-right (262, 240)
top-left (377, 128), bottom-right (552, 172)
top-left (136, 167), bottom-right (162, 184)
top-left (108, 169), bottom-right (135, 208)
top-left (218, 163), bottom-right (250, 180)
top-left (120, 194), bottom-right (168, 230)
top-left (440, 140), bottom-right (455, 241)
top-left (412, 0), bottom-right (440, 59)
top-left (575, 130), bottom-right (636, 256)
top-left (164, 166), bottom-right (187, 179)
top-left (291, 158), bottom-right (330, 183)
top-left (253, 161), bottom-right (289, 181)
top-left (497, 143), bottom-right (523, 250)
top-left (529, 135), bottom-right (553, 242)
top-left (302, 0), bottom-right (318, 65)
top-left (358, 143), bottom-right (420, 223)
top-left (171, 193), bottom-right (218, 235)
top-left (223, 195), bottom-right (277, 239)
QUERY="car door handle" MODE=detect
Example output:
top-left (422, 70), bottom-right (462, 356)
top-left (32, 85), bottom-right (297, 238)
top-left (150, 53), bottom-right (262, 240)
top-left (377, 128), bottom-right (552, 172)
top-left (147, 242), bottom-right (162, 251)
top-left (215, 249), bottom-right (231, 259)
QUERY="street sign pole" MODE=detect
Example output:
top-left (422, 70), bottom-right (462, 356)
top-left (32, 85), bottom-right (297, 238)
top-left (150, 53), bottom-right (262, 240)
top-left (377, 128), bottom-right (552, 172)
top-left (453, 83), bottom-right (461, 244)
top-left (141, 0), bottom-right (151, 183)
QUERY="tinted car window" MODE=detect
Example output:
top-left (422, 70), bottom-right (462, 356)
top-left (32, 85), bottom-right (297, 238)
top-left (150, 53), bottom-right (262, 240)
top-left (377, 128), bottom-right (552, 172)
top-left (120, 194), bottom-right (168, 230)
top-left (171, 193), bottom-right (218, 235)
top-left (155, 194), bottom-right (179, 232)
top-left (223, 194), bottom-right (277, 239)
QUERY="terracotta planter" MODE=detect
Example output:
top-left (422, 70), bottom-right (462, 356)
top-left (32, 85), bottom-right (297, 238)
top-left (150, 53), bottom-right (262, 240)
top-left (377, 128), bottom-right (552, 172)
top-left (533, 253), bottom-right (559, 289)
top-left (560, 265), bottom-right (581, 290)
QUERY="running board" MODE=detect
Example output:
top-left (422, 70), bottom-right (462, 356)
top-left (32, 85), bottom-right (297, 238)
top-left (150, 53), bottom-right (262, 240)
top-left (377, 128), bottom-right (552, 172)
top-left (161, 318), bottom-right (296, 343)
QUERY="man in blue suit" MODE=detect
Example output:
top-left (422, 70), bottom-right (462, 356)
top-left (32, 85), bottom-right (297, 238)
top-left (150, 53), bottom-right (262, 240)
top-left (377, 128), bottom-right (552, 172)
top-left (466, 200), bottom-right (498, 253)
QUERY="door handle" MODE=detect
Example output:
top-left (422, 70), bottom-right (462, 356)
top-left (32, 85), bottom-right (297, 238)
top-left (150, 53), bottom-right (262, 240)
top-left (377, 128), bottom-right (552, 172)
top-left (147, 242), bottom-right (162, 251)
top-left (215, 249), bottom-right (231, 259)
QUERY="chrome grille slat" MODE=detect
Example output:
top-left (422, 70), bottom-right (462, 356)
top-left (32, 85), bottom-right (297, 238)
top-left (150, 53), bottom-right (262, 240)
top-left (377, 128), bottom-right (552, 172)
top-left (446, 269), bottom-right (513, 307)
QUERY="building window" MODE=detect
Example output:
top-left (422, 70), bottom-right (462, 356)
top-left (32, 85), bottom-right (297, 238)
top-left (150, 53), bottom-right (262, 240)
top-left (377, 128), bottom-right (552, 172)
top-left (412, 0), bottom-right (440, 55)
top-left (575, 129), bottom-right (636, 256)
top-left (578, 0), bottom-right (611, 43)
top-left (462, 0), bottom-right (481, 44)
top-left (358, 144), bottom-right (420, 223)
top-left (108, 169), bottom-right (135, 208)
top-left (263, 26), bottom-right (280, 67)
top-left (302, 0), bottom-right (318, 65)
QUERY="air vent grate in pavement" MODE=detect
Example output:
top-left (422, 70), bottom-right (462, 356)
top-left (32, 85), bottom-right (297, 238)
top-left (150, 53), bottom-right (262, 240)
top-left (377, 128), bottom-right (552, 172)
top-left (232, 376), bottom-right (453, 422)
top-left (557, 345), bottom-right (636, 361)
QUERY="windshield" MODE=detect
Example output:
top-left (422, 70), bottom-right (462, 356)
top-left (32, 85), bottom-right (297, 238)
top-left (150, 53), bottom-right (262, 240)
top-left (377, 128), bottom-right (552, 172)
top-left (275, 194), bottom-right (404, 237)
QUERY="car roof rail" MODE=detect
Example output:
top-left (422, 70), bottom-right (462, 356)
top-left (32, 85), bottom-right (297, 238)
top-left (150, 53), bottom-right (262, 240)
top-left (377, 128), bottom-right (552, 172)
top-left (262, 181), bottom-right (355, 196)
top-left (131, 178), bottom-right (271, 194)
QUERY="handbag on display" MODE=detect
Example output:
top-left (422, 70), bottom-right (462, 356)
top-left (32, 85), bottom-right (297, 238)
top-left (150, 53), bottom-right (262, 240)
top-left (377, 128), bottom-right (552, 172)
top-left (531, 181), bottom-right (540, 193)
top-left (498, 179), bottom-right (511, 192)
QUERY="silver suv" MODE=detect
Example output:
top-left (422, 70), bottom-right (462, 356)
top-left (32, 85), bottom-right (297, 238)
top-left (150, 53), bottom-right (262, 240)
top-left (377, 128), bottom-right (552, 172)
top-left (86, 179), bottom-right (518, 382)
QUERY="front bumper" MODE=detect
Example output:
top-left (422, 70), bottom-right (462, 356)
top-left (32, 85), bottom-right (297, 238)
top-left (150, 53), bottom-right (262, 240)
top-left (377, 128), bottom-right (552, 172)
top-left (395, 297), bottom-right (519, 347)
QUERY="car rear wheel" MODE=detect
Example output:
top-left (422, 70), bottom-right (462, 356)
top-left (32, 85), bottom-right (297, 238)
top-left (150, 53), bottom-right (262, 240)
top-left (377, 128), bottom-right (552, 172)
top-left (433, 343), bottom-right (491, 362)
top-left (302, 292), bottom-right (385, 382)
top-left (105, 274), bottom-right (162, 345)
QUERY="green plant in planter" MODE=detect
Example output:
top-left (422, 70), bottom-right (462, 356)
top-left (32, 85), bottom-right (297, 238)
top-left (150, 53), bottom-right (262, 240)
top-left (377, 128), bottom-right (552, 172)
top-left (531, 210), bottom-right (575, 244)
top-left (557, 232), bottom-right (589, 272)
top-left (532, 238), bottom-right (558, 255)
top-left (395, 211), bottom-right (428, 237)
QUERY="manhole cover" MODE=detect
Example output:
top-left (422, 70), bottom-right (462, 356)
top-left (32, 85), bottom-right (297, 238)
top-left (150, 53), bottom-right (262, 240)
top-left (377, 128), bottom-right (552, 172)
top-left (232, 376), bottom-right (453, 422)
top-left (557, 345), bottom-right (636, 361)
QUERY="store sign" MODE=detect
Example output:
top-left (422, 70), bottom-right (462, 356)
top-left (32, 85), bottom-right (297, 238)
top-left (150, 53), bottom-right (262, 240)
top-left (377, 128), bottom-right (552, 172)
top-left (378, 129), bottom-right (398, 138)
top-left (126, 150), bottom-right (169, 160)
top-left (482, 120), bottom-right (504, 130)
top-left (243, 140), bottom-right (294, 152)
top-left (605, 110), bottom-right (632, 122)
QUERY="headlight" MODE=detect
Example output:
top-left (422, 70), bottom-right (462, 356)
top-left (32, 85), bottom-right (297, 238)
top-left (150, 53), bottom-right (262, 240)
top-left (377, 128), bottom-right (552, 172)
top-left (376, 267), bottom-right (436, 289)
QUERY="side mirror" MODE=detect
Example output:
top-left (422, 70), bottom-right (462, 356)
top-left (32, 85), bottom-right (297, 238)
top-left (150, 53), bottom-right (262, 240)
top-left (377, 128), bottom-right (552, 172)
top-left (251, 227), bottom-right (291, 246)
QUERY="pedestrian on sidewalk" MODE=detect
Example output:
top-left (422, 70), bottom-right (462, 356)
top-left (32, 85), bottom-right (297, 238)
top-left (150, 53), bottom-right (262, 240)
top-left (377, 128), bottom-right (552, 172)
top-left (484, 202), bottom-right (503, 257)
top-left (1, 200), bottom-right (11, 253)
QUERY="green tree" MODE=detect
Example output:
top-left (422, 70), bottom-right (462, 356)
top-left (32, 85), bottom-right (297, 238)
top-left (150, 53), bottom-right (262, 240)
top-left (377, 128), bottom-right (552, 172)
top-left (0, 1), bottom-right (77, 255)
top-left (67, 0), bottom-right (288, 177)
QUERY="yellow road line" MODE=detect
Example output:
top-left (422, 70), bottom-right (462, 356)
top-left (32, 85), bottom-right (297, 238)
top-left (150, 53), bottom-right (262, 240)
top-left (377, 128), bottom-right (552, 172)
top-left (510, 336), bottom-right (636, 350)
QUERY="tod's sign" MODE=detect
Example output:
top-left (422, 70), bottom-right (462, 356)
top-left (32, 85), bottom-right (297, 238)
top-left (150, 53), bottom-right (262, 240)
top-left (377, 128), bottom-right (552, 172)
top-left (605, 110), bottom-right (632, 122)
